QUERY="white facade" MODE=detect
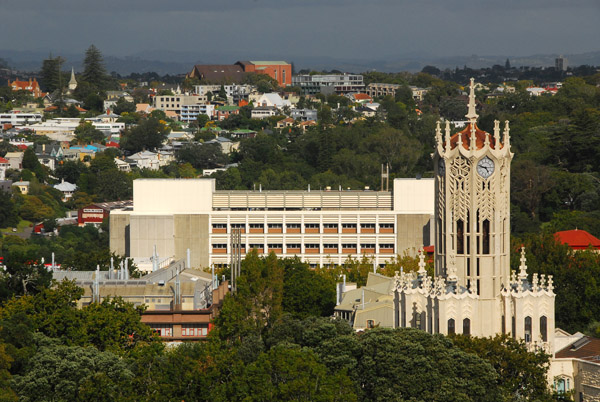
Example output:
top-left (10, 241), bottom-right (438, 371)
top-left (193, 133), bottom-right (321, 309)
top-left (0, 112), bottom-right (42, 126)
top-left (110, 178), bottom-right (434, 269)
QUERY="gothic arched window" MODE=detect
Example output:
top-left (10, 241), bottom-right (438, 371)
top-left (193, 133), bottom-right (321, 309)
top-left (463, 318), bottom-right (471, 335)
top-left (448, 318), bottom-right (455, 335)
top-left (540, 316), bottom-right (548, 342)
top-left (524, 316), bottom-right (532, 343)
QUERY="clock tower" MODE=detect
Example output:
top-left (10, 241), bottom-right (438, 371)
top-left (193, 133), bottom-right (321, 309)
top-left (434, 78), bottom-right (513, 303)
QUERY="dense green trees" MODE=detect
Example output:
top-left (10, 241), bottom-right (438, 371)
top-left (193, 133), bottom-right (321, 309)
top-left (81, 45), bottom-right (107, 89)
top-left (120, 115), bottom-right (170, 153)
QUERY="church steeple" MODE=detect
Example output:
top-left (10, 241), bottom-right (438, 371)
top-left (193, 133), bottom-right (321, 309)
top-left (68, 67), bottom-right (77, 91)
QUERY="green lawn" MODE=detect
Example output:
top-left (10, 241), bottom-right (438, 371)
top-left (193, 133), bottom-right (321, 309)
top-left (0, 219), bottom-right (32, 234)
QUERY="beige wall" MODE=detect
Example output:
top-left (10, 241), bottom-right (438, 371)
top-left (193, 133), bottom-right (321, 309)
top-left (393, 178), bottom-right (434, 213)
top-left (129, 215), bottom-right (175, 260)
top-left (396, 214), bottom-right (433, 256)
top-left (133, 178), bottom-right (215, 214)
top-left (174, 214), bottom-right (210, 268)
top-left (109, 212), bottom-right (130, 256)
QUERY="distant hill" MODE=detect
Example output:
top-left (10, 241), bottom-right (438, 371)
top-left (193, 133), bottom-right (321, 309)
top-left (1, 49), bottom-right (599, 76)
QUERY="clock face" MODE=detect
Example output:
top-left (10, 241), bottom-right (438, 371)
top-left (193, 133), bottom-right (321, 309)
top-left (438, 159), bottom-right (445, 175)
top-left (477, 156), bottom-right (495, 179)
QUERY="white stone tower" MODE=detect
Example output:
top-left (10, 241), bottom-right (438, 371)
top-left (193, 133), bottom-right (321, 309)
top-left (68, 67), bottom-right (78, 91)
top-left (434, 78), bottom-right (513, 332)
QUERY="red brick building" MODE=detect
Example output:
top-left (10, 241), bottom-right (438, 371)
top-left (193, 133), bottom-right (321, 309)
top-left (236, 61), bottom-right (292, 87)
top-left (8, 78), bottom-right (46, 98)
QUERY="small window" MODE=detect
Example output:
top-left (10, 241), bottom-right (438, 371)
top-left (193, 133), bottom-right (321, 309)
top-left (524, 316), bottom-right (532, 343)
top-left (463, 318), bottom-right (471, 336)
top-left (540, 316), bottom-right (548, 342)
top-left (367, 320), bottom-right (375, 329)
top-left (448, 318), bottom-right (455, 335)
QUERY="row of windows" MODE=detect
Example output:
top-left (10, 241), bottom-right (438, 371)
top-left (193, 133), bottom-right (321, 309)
top-left (212, 244), bottom-right (393, 251)
top-left (181, 325), bottom-right (209, 337)
top-left (213, 223), bottom-right (393, 231)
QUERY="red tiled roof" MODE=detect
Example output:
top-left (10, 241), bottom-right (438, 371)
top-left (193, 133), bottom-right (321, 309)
top-left (353, 93), bottom-right (372, 100)
top-left (556, 336), bottom-right (600, 363)
top-left (16, 144), bottom-right (28, 150)
top-left (0, 157), bottom-right (9, 164)
top-left (449, 123), bottom-right (502, 151)
top-left (555, 229), bottom-right (600, 250)
top-left (105, 141), bottom-right (120, 148)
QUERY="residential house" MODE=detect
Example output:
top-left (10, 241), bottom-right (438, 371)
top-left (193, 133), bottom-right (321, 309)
top-left (12, 181), bottom-right (30, 194)
top-left (53, 180), bottom-right (77, 201)
top-left (276, 117), bottom-right (295, 129)
top-left (0, 157), bottom-right (8, 180)
top-left (356, 106), bottom-right (377, 118)
top-left (95, 109), bottom-right (120, 123)
top-left (251, 106), bottom-right (277, 119)
top-left (127, 150), bottom-right (173, 170)
top-left (8, 78), bottom-right (46, 98)
top-left (205, 137), bottom-right (239, 154)
top-left (250, 93), bottom-right (290, 109)
top-left (230, 129), bottom-right (257, 139)
top-left (136, 103), bottom-right (154, 114)
top-left (214, 105), bottom-right (240, 121)
top-left (114, 158), bottom-right (131, 172)
top-left (346, 93), bottom-right (373, 103)
top-left (103, 91), bottom-right (134, 110)
top-left (4, 152), bottom-right (24, 170)
top-left (298, 120), bottom-right (317, 132)
top-left (291, 108), bottom-right (318, 121)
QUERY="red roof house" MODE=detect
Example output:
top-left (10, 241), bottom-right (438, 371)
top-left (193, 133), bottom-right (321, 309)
top-left (9, 78), bottom-right (46, 98)
top-left (554, 229), bottom-right (600, 251)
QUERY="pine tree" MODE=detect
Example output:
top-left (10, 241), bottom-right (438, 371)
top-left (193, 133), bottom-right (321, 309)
top-left (505, 58), bottom-right (511, 70)
top-left (40, 55), bottom-right (63, 92)
top-left (82, 45), bottom-right (107, 89)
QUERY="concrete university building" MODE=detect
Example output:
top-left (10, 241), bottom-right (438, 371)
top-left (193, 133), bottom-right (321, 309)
top-left (110, 177), bottom-right (435, 271)
top-left (335, 79), bottom-right (556, 354)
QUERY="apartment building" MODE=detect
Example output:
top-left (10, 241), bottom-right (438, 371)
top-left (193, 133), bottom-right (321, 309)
top-left (180, 104), bottom-right (216, 123)
top-left (153, 94), bottom-right (204, 115)
top-left (110, 178), bottom-right (434, 269)
top-left (292, 74), bottom-right (364, 95)
top-left (0, 112), bottom-right (42, 126)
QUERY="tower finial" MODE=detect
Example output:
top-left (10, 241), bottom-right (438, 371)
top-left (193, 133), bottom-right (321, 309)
top-left (465, 78), bottom-right (478, 122)
top-left (518, 245), bottom-right (528, 281)
top-left (417, 248), bottom-right (427, 277)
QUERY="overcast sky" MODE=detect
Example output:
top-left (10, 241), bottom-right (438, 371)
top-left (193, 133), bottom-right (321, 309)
top-left (1, 0), bottom-right (599, 62)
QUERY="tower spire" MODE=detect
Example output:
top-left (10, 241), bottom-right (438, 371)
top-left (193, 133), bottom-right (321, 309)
top-left (68, 67), bottom-right (77, 91)
top-left (465, 77), bottom-right (478, 123)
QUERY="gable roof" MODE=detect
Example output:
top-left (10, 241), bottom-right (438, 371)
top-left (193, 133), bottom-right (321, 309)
top-left (555, 229), bottom-right (600, 250)
top-left (189, 65), bottom-right (247, 83)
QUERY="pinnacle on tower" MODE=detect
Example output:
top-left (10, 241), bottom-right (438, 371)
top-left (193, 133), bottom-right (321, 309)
top-left (417, 249), bottom-right (427, 277)
top-left (518, 246), bottom-right (528, 281)
top-left (465, 77), bottom-right (478, 122)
